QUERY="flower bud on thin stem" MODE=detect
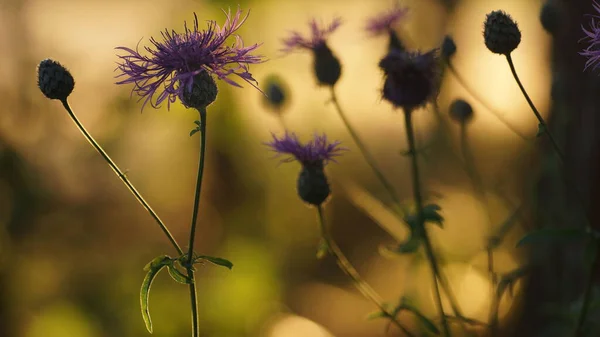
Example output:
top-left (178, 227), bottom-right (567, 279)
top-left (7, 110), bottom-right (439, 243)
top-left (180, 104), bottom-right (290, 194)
top-left (483, 10), bottom-right (521, 55)
top-left (37, 59), bottom-right (75, 101)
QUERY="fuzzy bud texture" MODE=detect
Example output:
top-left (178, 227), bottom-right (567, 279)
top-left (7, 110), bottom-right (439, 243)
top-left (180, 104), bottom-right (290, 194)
top-left (37, 59), bottom-right (75, 101)
top-left (483, 10), bottom-right (521, 55)
top-left (449, 99), bottom-right (474, 123)
top-left (180, 71), bottom-right (218, 109)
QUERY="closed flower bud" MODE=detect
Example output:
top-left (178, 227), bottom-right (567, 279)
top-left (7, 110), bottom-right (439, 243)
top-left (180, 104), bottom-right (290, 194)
top-left (179, 71), bottom-right (218, 110)
top-left (540, 0), bottom-right (560, 36)
top-left (483, 10), bottom-right (521, 55)
top-left (297, 163), bottom-right (330, 206)
top-left (449, 99), bottom-right (474, 123)
top-left (441, 35), bottom-right (457, 61)
top-left (37, 59), bottom-right (75, 101)
top-left (262, 75), bottom-right (289, 113)
top-left (313, 43), bottom-right (342, 86)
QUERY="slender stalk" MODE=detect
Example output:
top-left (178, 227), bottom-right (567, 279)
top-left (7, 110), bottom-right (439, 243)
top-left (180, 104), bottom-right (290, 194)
top-left (60, 99), bottom-right (183, 255)
top-left (329, 87), bottom-right (403, 215)
top-left (186, 106), bottom-right (208, 337)
top-left (316, 206), bottom-right (416, 337)
top-left (458, 124), bottom-right (497, 335)
top-left (403, 108), bottom-right (451, 337)
top-left (574, 241), bottom-right (599, 337)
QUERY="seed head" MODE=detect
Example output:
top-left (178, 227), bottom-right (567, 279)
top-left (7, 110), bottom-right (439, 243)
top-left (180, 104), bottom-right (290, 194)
top-left (483, 10), bottom-right (521, 55)
top-left (37, 59), bottom-right (75, 101)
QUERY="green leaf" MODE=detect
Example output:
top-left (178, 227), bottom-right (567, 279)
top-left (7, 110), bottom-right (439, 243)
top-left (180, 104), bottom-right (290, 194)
top-left (140, 255), bottom-right (171, 333)
top-left (167, 263), bottom-right (191, 284)
top-left (516, 228), bottom-right (590, 247)
top-left (194, 255), bottom-right (234, 270)
top-left (396, 233), bottom-right (421, 254)
top-left (190, 128), bottom-right (200, 137)
top-left (316, 238), bottom-right (329, 259)
top-left (401, 303), bottom-right (440, 335)
top-left (366, 310), bottom-right (387, 320)
top-left (193, 120), bottom-right (201, 126)
top-left (422, 204), bottom-right (444, 227)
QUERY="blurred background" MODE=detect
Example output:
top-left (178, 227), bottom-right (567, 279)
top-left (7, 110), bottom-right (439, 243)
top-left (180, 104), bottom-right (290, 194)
top-left (1, 0), bottom-right (599, 336)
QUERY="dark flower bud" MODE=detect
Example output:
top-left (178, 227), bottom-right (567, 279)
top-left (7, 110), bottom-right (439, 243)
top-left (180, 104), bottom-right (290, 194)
top-left (449, 99), bottom-right (474, 123)
top-left (388, 30), bottom-right (406, 52)
top-left (180, 71), bottom-right (218, 110)
top-left (37, 59), bottom-right (75, 101)
top-left (262, 75), bottom-right (289, 113)
top-left (483, 10), bottom-right (521, 55)
top-left (441, 35), bottom-right (457, 61)
top-left (312, 43), bottom-right (342, 86)
top-left (540, 0), bottom-right (560, 36)
top-left (297, 162), bottom-right (330, 206)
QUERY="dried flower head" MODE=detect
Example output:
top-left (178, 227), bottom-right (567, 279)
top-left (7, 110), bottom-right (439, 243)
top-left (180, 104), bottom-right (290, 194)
top-left (365, 6), bottom-right (409, 36)
top-left (37, 59), bottom-right (75, 101)
top-left (281, 18), bottom-right (343, 86)
top-left (379, 49), bottom-right (439, 110)
top-left (483, 10), bottom-right (521, 55)
top-left (265, 132), bottom-right (346, 167)
top-left (115, 7), bottom-right (264, 111)
top-left (580, 1), bottom-right (600, 71)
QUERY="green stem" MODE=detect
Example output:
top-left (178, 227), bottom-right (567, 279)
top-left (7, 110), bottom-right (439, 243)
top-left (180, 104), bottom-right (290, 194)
top-left (60, 99), bottom-right (183, 255)
top-left (403, 109), bottom-right (451, 337)
top-left (574, 240), bottom-right (599, 337)
top-left (186, 106), bottom-right (208, 337)
top-left (329, 87), bottom-right (403, 216)
top-left (316, 206), bottom-right (416, 337)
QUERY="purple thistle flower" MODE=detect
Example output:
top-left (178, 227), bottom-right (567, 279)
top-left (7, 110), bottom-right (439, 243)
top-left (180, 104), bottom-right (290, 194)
top-left (115, 7), bottom-right (265, 111)
top-left (281, 18), bottom-right (342, 53)
top-left (580, 1), bottom-right (600, 72)
top-left (265, 132), bottom-right (347, 167)
top-left (379, 48), bottom-right (440, 110)
top-left (365, 6), bottom-right (409, 36)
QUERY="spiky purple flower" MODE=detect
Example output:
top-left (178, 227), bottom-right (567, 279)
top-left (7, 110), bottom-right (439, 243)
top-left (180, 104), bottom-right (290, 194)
top-left (365, 6), bottom-right (409, 36)
top-left (265, 132), bottom-right (346, 167)
top-left (115, 7), bottom-right (264, 111)
top-left (580, 1), bottom-right (600, 71)
top-left (379, 49), bottom-right (439, 110)
top-left (281, 18), bottom-right (342, 53)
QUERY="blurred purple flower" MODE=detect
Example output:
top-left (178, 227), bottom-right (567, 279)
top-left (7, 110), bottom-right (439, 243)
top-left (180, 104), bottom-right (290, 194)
top-left (115, 7), bottom-right (265, 111)
top-left (580, 1), bottom-right (600, 71)
top-left (379, 49), bottom-right (439, 110)
top-left (265, 132), bottom-right (347, 166)
top-left (365, 6), bottom-right (409, 36)
top-left (281, 18), bottom-right (342, 53)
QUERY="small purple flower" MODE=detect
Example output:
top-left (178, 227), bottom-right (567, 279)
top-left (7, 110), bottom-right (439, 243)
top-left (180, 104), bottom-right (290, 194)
top-left (281, 18), bottom-right (342, 53)
top-left (580, 1), bottom-right (600, 71)
top-left (265, 132), bottom-right (346, 167)
top-left (365, 6), bottom-right (409, 36)
top-left (379, 49), bottom-right (439, 110)
top-left (115, 7), bottom-right (265, 111)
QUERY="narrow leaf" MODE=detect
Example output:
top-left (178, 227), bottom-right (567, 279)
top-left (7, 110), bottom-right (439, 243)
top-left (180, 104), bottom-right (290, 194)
top-left (190, 128), bottom-right (200, 137)
top-left (194, 255), bottom-right (234, 270)
top-left (396, 234), bottom-right (421, 254)
top-left (422, 204), bottom-right (444, 227)
top-left (140, 255), bottom-right (171, 333)
top-left (516, 228), bottom-right (589, 247)
top-left (316, 238), bottom-right (329, 259)
top-left (402, 303), bottom-right (440, 335)
top-left (366, 310), bottom-right (387, 320)
top-left (167, 263), bottom-right (191, 284)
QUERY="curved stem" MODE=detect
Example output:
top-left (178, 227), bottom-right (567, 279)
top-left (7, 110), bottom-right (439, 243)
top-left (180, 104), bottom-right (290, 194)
top-left (186, 107), bottom-right (208, 337)
top-left (60, 99), bottom-right (183, 255)
top-left (329, 87), bottom-right (403, 215)
top-left (403, 109), bottom-right (451, 337)
top-left (316, 206), bottom-right (416, 337)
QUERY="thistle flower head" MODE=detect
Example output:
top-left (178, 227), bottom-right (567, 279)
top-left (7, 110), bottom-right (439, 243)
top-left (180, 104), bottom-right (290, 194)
top-left (281, 18), bottom-right (342, 53)
top-left (483, 10), bottom-right (521, 55)
top-left (37, 59), bottom-right (75, 101)
top-left (580, 1), bottom-right (600, 72)
top-left (115, 7), bottom-right (265, 111)
top-left (265, 132), bottom-right (346, 167)
top-left (379, 49), bottom-right (440, 110)
top-left (365, 6), bottom-right (409, 36)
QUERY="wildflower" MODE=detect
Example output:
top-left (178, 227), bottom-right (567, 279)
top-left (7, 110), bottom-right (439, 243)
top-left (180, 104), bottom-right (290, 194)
top-left (281, 18), bottom-right (342, 86)
top-left (266, 132), bottom-right (346, 205)
top-left (580, 1), bottom-right (600, 71)
top-left (365, 6), bottom-right (409, 51)
top-left (449, 99), bottom-right (474, 124)
top-left (379, 49), bottom-right (439, 110)
top-left (37, 59), bottom-right (75, 101)
top-left (483, 10), bottom-right (521, 55)
top-left (115, 7), bottom-right (264, 111)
